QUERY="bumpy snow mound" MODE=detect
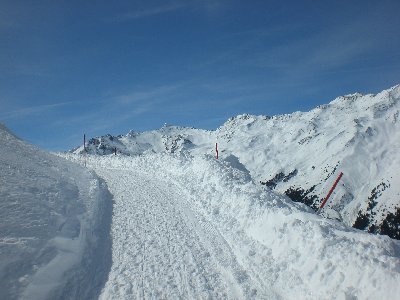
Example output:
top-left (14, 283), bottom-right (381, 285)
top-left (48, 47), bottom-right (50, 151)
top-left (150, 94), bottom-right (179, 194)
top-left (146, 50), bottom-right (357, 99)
top-left (64, 152), bottom-right (400, 299)
top-left (71, 84), bottom-right (400, 239)
top-left (0, 126), bottom-right (112, 300)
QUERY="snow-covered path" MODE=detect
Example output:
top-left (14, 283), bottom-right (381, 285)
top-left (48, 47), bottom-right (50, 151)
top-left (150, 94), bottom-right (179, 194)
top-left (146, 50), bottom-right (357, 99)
top-left (93, 167), bottom-right (265, 299)
top-left (58, 153), bottom-right (400, 299)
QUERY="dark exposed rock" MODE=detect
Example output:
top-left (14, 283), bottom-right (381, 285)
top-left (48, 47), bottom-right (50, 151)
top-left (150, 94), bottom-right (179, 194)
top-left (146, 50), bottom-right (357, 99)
top-left (352, 181), bottom-right (399, 240)
top-left (261, 172), bottom-right (285, 189)
top-left (353, 207), bottom-right (400, 240)
top-left (283, 169), bottom-right (298, 182)
top-left (261, 169), bottom-right (298, 189)
top-left (368, 182), bottom-right (390, 208)
top-left (263, 171), bottom-right (399, 240)
top-left (353, 212), bottom-right (370, 231)
top-left (284, 185), bottom-right (319, 211)
top-left (379, 208), bottom-right (400, 240)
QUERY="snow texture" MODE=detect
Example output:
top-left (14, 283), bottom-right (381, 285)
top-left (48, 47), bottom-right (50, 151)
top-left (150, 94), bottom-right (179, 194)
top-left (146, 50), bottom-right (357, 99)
top-left (60, 152), bottom-right (400, 299)
top-left (0, 124), bottom-right (112, 300)
top-left (73, 85), bottom-right (400, 239)
top-left (1, 84), bottom-right (400, 299)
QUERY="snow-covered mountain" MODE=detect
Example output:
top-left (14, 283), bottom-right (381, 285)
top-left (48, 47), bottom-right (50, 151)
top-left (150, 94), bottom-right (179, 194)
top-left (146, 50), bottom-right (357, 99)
top-left (2, 95), bottom-right (400, 299)
top-left (0, 124), bottom-right (112, 300)
top-left (73, 84), bottom-right (400, 240)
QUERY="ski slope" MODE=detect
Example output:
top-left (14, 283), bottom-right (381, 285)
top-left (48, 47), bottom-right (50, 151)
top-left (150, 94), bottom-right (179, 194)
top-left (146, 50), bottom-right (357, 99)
top-left (62, 152), bottom-right (400, 299)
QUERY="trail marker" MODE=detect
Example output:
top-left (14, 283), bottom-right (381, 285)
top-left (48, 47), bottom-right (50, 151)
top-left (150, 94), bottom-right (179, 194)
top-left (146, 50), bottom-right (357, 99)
top-left (317, 172), bottom-right (343, 214)
top-left (83, 134), bottom-right (87, 167)
top-left (216, 143), bottom-right (219, 159)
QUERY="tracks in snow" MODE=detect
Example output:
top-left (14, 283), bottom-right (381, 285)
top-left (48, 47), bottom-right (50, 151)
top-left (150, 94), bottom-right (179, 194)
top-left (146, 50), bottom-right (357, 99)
top-left (92, 166), bottom-right (260, 299)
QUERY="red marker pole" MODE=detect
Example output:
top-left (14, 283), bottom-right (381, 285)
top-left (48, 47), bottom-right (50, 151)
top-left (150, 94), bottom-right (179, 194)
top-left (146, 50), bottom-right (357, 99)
top-left (83, 134), bottom-right (87, 167)
top-left (216, 143), bottom-right (219, 159)
top-left (318, 172), bottom-right (343, 213)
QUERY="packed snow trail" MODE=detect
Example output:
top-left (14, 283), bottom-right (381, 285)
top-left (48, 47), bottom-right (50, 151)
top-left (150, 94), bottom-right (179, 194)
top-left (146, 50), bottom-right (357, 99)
top-left (61, 153), bottom-right (400, 299)
top-left (92, 167), bottom-right (267, 299)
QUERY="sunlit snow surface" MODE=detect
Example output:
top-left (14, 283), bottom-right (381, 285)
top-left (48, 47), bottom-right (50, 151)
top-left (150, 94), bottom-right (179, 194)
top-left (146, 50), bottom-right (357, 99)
top-left (63, 153), bottom-right (400, 299)
top-left (0, 125), bottom-right (112, 300)
top-left (74, 85), bottom-right (400, 235)
top-left (1, 85), bottom-right (400, 300)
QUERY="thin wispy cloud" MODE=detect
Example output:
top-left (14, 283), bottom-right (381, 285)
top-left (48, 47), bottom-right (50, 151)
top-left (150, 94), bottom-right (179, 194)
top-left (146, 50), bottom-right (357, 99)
top-left (115, 84), bottom-right (182, 104)
top-left (103, 84), bottom-right (187, 125)
top-left (107, 0), bottom-right (226, 22)
top-left (51, 108), bottom-right (122, 137)
top-left (0, 102), bottom-right (72, 120)
top-left (108, 2), bottom-right (189, 22)
top-left (3, 63), bottom-right (50, 77)
top-left (193, 5), bottom-right (389, 79)
top-left (50, 84), bottom-right (186, 136)
top-left (302, 21), bottom-right (377, 71)
top-left (217, 16), bottom-right (384, 81)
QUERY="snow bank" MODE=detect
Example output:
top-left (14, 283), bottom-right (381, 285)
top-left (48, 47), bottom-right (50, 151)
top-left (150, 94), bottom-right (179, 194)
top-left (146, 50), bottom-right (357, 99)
top-left (0, 125), bottom-right (112, 300)
top-left (70, 152), bottom-right (400, 299)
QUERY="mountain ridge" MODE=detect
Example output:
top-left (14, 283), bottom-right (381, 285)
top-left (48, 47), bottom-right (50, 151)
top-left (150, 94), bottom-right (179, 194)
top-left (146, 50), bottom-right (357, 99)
top-left (72, 84), bottom-right (400, 240)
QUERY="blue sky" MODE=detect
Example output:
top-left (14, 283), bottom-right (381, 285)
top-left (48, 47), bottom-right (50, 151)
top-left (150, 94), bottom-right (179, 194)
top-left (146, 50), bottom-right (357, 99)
top-left (1, 0), bottom-right (399, 151)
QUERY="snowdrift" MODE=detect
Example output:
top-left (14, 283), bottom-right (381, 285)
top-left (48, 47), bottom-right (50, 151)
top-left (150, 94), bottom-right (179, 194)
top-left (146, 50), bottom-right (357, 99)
top-left (0, 125), bottom-right (112, 300)
top-left (72, 84), bottom-right (400, 240)
top-left (66, 152), bottom-right (400, 299)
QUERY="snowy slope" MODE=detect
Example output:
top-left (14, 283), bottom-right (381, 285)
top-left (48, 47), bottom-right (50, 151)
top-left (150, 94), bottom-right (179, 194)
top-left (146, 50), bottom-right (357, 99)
top-left (0, 124), bottom-right (112, 300)
top-left (73, 84), bottom-right (400, 240)
top-left (3, 84), bottom-right (399, 299)
top-left (61, 152), bottom-right (400, 299)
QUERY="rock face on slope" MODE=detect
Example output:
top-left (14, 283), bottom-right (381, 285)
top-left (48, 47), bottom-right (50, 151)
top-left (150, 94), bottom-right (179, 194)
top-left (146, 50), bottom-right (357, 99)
top-left (72, 85), bottom-right (400, 240)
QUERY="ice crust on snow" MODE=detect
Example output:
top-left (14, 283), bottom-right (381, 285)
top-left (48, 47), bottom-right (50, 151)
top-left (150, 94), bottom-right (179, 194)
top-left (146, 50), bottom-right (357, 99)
top-left (0, 126), bottom-right (112, 300)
